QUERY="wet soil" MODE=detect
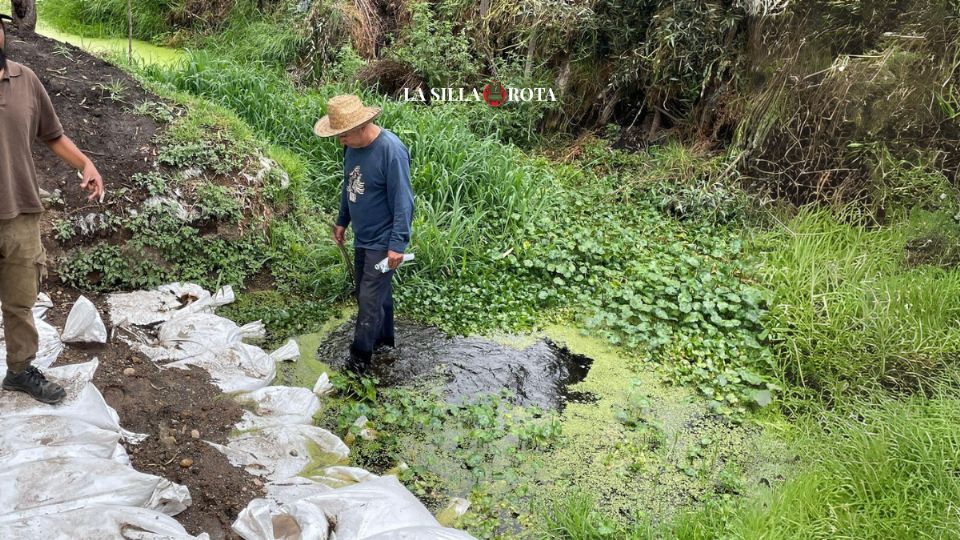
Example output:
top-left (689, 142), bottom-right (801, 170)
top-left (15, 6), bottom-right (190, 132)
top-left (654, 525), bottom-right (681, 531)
top-left (316, 319), bottom-right (595, 410)
top-left (4, 28), bottom-right (260, 539)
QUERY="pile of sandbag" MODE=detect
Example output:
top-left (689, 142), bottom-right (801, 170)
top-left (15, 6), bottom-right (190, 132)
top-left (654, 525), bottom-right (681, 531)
top-left (0, 295), bottom-right (205, 539)
top-left (109, 283), bottom-right (475, 539)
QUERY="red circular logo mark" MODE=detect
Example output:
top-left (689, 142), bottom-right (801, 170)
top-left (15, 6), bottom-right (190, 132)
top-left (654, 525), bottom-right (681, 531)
top-left (483, 83), bottom-right (508, 107)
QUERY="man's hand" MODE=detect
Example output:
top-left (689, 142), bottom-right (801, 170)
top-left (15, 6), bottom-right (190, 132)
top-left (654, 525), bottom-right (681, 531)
top-left (387, 250), bottom-right (404, 270)
top-left (45, 136), bottom-right (106, 203)
top-left (332, 225), bottom-right (346, 246)
top-left (80, 161), bottom-right (104, 202)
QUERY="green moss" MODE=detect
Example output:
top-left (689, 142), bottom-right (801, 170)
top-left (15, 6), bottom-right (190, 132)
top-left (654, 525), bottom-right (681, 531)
top-left (519, 325), bottom-right (796, 531)
top-left (36, 18), bottom-right (183, 66)
top-left (274, 304), bottom-right (356, 388)
top-left (298, 439), bottom-right (350, 478)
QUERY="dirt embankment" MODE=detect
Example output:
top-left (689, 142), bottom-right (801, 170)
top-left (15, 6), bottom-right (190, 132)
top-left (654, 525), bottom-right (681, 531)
top-left (6, 27), bottom-right (264, 538)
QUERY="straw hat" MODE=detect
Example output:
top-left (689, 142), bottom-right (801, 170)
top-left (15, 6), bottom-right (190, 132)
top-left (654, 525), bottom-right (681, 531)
top-left (314, 95), bottom-right (382, 137)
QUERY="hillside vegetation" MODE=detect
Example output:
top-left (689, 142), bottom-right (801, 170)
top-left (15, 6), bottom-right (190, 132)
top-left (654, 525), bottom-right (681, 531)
top-left (35, 0), bottom-right (960, 537)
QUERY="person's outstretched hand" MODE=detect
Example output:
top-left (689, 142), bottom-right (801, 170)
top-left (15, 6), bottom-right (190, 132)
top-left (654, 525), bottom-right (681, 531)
top-left (80, 161), bottom-right (104, 202)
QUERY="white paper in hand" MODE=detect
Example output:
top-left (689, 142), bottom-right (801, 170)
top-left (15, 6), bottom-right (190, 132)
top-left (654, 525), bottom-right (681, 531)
top-left (375, 253), bottom-right (415, 273)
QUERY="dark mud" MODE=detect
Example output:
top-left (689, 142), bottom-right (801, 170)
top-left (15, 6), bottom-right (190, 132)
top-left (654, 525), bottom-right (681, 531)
top-left (316, 319), bottom-right (595, 410)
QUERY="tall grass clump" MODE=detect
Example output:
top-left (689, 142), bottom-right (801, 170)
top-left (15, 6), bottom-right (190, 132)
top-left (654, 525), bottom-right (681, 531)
top-left (200, 1), bottom-right (308, 66)
top-left (753, 206), bottom-right (960, 403)
top-left (672, 396), bottom-right (960, 539)
top-left (141, 52), bottom-right (554, 288)
top-left (542, 490), bottom-right (652, 540)
top-left (39, 0), bottom-right (171, 40)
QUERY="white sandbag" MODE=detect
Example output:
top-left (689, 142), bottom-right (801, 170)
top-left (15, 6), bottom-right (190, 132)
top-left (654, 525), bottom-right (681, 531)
top-left (108, 283), bottom-right (232, 329)
top-left (0, 292), bottom-right (54, 324)
top-left (264, 477), bottom-right (333, 504)
top-left (158, 313), bottom-right (244, 354)
top-left (157, 282), bottom-right (211, 304)
top-left (169, 285), bottom-right (235, 317)
top-left (0, 415), bottom-right (124, 468)
top-left (236, 386), bottom-right (321, 431)
top-left (0, 505), bottom-right (209, 540)
top-left (309, 466), bottom-right (378, 489)
top-left (35, 319), bottom-right (65, 367)
top-left (232, 479), bottom-right (334, 540)
top-left (0, 317), bottom-right (63, 369)
top-left (107, 290), bottom-right (183, 326)
top-left (0, 360), bottom-right (119, 431)
top-left (270, 339), bottom-right (300, 362)
top-left (0, 360), bottom-right (146, 445)
top-left (363, 527), bottom-right (478, 540)
top-left (167, 342), bottom-right (276, 393)
top-left (32, 292), bottom-right (53, 319)
top-left (209, 424), bottom-right (349, 480)
top-left (298, 477), bottom-right (443, 538)
top-left (155, 313), bottom-right (276, 392)
top-left (61, 295), bottom-right (108, 343)
top-left (233, 476), bottom-right (475, 540)
top-left (313, 372), bottom-right (334, 396)
top-left (0, 456), bottom-right (191, 519)
top-left (231, 498), bottom-right (290, 540)
top-left (239, 321), bottom-right (266, 343)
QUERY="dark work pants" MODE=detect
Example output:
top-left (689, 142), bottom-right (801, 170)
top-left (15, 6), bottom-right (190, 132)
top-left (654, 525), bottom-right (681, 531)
top-left (351, 248), bottom-right (395, 363)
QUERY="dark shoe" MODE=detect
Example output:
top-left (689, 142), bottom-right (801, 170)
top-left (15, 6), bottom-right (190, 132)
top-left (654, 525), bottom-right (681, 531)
top-left (346, 345), bottom-right (373, 376)
top-left (374, 344), bottom-right (400, 365)
top-left (3, 366), bottom-right (66, 404)
top-left (374, 337), bottom-right (395, 352)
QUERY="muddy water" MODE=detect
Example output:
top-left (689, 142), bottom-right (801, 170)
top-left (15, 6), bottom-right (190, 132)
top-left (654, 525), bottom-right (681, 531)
top-left (314, 319), bottom-right (595, 410)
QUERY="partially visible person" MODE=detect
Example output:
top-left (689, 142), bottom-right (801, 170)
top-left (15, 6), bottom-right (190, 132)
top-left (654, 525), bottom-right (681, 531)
top-left (315, 95), bottom-right (414, 375)
top-left (0, 14), bottom-right (105, 404)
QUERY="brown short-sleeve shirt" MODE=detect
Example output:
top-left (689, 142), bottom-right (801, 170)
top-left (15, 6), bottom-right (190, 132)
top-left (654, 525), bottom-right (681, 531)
top-left (0, 60), bottom-right (64, 219)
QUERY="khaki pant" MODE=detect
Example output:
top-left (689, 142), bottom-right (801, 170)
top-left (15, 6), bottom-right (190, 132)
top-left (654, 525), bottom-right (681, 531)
top-left (0, 213), bottom-right (45, 373)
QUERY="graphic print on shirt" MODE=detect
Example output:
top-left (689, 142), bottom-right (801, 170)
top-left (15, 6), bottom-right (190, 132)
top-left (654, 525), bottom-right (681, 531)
top-left (348, 165), bottom-right (365, 202)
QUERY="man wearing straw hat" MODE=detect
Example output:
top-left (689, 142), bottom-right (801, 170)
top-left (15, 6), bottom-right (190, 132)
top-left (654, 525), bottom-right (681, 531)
top-left (315, 95), bottom-right (414, 376)
top-left (0, 14), bottom-right (105, 404)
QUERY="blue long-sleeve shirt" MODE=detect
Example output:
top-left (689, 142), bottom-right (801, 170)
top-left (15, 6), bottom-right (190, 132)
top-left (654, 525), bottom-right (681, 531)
top-left (335, 128), bottom-right (414, 253)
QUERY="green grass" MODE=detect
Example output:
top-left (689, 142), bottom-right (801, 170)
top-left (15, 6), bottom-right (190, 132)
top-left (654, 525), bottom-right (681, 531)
top-left (671, 396), bottom-right (960, 540)
top-left (543, 491), bottom-right (651, 540)
top-left (40, 0), bottom-right (305, 65)
top-left (140, 52), bottom-right (555, 280)
top-left (39, 0), bottom-right (171, 41)
top-left (750, 207), bottom-right (960, 405)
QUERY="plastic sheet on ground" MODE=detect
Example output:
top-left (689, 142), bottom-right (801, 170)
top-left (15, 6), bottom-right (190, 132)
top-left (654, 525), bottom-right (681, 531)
top-left (233, 476), bottom-right (475, 540)
top-left (107, 283), bottom-right (234, 327)
top-left (165, 341), bottom-right (277, 394)
top-left (61, 295), bottom-right (108, 343)
top-left (236, 386), bottom-right (321, 431)
top-left (308, 465), bottom-right (378, 489)
top-left (208, 424), bottom-right (349, 480)
top-left (102, 283), bottom-right (475, 539)
top-left (0, 361), bottom-right (201, 538)
top-left (0, 505), bottom-right (210, 540)
top-left (135, 313), bottom-right (277, 393)
top-left (109, 285), bottom-right (273, 393)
